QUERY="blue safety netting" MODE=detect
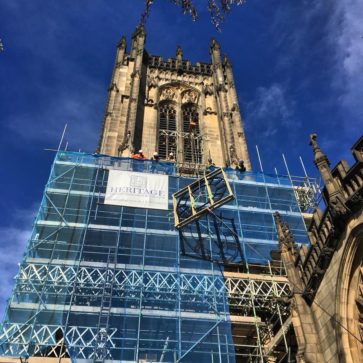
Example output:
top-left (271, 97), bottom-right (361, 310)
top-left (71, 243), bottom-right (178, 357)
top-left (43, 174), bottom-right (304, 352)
top-left (0, 151), bottom-right (307, 362)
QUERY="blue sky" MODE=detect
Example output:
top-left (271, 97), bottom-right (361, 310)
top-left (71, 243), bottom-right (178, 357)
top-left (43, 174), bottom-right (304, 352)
top-left (0, 0), bottom-right (362, 317)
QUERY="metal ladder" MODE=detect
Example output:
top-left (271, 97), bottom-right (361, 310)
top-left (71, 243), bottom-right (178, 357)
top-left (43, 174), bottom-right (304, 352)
top-left (93, 247), bottom-right (117, 362)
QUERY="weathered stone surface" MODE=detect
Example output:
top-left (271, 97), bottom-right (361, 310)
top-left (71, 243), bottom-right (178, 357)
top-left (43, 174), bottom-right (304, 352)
top-left (275, 135), bottom-right (363, 363)
top-left (97, 29), bottom-right (251, 170)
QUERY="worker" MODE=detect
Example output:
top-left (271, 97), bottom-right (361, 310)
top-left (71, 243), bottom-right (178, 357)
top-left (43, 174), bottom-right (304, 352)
top-left (189, 119), bottom-right (197, 133)
top-left (150, 151), bottom-right (160, 173)
top-left (236, 160), bottom-right (246, 172)
top-left (132, 150), bottom-right (146, 159)
top-left (168, 152), bottom-right (175, 161)
top-left (189, 120), bottom-right (197, 132)
top-left (151, 152), bottom-right (160, 161)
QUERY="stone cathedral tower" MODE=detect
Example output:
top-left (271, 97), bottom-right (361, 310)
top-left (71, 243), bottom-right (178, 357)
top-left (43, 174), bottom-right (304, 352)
top-left (97, 26), bottom-right (251, 170)
top-left (2, 19), bottom-right (363, 363)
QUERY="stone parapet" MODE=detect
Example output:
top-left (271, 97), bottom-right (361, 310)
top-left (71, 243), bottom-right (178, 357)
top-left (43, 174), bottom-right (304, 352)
top-left (299, 135), bottom-right (363, 304)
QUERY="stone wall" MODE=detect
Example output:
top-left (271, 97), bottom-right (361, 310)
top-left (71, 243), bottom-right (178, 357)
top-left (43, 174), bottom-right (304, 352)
top-left (275, 134), bottom-right (363, 363)
top-left (97, 27), bottom-right (251, 169)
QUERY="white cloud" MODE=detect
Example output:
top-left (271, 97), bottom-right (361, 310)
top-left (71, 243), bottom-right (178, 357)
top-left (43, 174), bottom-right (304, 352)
top-left (333, 0), bottom-right (363, 131)
top-left (1, 2), bottom-right (105, 153)
top-left (0, 206), bottom-right (36, 319)
top-left (245, 83), bottom-right (296, 139)
top-left (7, 83), bottom-right (103, 152)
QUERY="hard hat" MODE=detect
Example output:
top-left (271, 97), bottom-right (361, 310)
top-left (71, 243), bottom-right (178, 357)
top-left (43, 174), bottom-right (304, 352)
top-left (153, 152), bottom-right (158, 156)
top-left (139, 149), bottom-right (143, 153)
top-left (169, 152), bottom-right (174, 156)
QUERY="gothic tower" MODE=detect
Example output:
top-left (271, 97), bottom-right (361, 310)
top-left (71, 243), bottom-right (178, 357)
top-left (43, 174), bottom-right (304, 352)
top-left (2, 26), bottom-right (346, 363)
top-left (97, 26), bottom-right (251, 169)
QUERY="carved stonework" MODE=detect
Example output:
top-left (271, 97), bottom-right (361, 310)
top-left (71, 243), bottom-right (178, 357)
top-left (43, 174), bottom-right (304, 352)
top-left (203, 107), bottom-right (216, 115)
top-left (98, 27), bottom-right (251, 170)
top-left (118, 130), bottom-right (133, 156)
top-left (176, 45), bottom-right (183, 60)
top-left (274, 212), bottom-right (299, 258)
top-left (146, 75), bottom-right (158, 100)
top-left (131, 70), bottom-right (140, 79)
top-left (231, 103), bottom-right (239, 112)
top-left (108, 83), bottom-right (119, 92)
top-left (160, 87), bottom-right (177, 101)
top-left (329, 194), bottom-right (350, 219)
top-left (181, 89), bottom-right (199, 104)
top-left (310, 133), bottom-right (349, 218)
top-left (356, 263), bottom-right (363, 344)
top-left (147, 75), bottom-right (158, 88)
top-left (266, 356), bottom-right (278, 363)
top-left (229, 144), bottom-right (238, 164)
top-left (145, 99), bottom-right (154, 106)
top-left (203, 83), bottom-right (214, 95)
top-left (351, 192), bottom-right (363, 204)
top-left (216, 83), bottom-right (227, 92)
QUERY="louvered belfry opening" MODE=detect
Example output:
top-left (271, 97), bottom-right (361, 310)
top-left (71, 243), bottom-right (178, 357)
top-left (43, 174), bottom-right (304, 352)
top-left (182, 103), bottom-right (202, 164)
top-left (158, 102), bottom-right (177, 160)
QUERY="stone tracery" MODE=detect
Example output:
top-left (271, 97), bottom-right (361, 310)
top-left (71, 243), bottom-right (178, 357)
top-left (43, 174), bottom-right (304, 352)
top-left (181, 89), bottom-right (199, 104)
top-left (98, 30), bottom-right (251, 169)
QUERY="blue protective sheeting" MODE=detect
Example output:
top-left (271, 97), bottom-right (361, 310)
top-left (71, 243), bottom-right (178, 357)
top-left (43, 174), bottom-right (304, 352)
top-left (0, 151), bottom-right (307, 362)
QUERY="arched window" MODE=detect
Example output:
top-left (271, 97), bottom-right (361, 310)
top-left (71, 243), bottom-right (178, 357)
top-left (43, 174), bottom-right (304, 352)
top-left (182, 104), bottom-right (202, 163)
top-left (158, 103), bottom-right (176, 159)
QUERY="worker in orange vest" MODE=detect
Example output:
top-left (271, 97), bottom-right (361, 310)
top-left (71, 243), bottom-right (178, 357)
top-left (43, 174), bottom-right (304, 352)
top-left (132, 150), bottom-right (146, 159)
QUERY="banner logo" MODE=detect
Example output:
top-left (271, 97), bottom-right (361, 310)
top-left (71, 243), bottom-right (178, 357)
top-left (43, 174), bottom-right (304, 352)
top-left (104, 170), bottom-right (169, 210)
top-left (130, 175), bottom-right (147, 188)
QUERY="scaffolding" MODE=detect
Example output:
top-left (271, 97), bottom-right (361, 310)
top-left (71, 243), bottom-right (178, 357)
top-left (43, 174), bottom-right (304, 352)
top-left (173, 168), bottom-right (234, 228)
top-left (173, 168), bottom-right (301, 362)
top-left (0, 152), bottom-right (308, 362)
top-left (289, 175), bottom-right (321, 213)
top-left (157, 128), bottom-right (208, 176)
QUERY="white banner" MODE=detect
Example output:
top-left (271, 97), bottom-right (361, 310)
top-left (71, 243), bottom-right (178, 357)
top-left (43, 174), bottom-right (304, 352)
top-left (104, 170), bottom-right (169, 210)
